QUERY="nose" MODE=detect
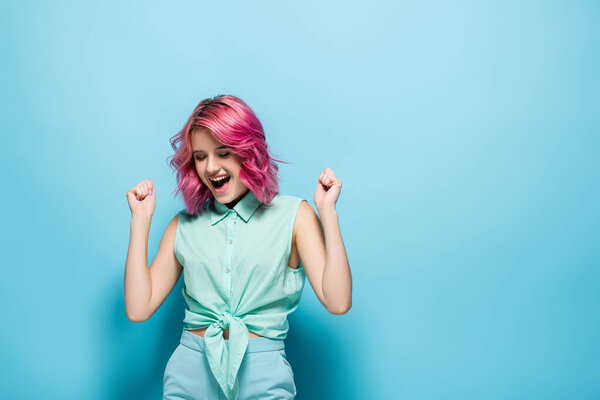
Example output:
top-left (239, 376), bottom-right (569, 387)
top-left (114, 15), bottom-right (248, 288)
top-left (206, 154), bottom-right (220, 175)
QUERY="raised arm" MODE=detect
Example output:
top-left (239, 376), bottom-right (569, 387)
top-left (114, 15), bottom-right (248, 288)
top-left (124, 179), bottom-right (183, 322)
top-left (294, 167), bottom-right (352, 315)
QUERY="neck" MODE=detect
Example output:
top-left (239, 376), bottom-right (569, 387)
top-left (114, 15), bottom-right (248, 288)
top-left (225, 188), bottom-right (250, 209)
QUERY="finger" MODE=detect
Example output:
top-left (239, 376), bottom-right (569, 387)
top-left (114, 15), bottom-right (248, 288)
top-left (126, 189), bottom-right (137, 202)
top-left (320, 176), bottom-right (330, 188)
top-left (128, 188), bottom-right (143, 202)
top-left (320, 180), bottom-right (332, 191)
top-left (134, 184), bottom-right (145, 200)
top-left (147, 179), bottom-right (154, 195)
top-left (141, 181), bottom-right (149, 196)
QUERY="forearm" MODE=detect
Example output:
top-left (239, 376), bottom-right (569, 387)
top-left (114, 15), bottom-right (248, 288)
top-left (124, 215), bottom-right (153, 321)
top-left (318, 207), bottom-right (352, 314)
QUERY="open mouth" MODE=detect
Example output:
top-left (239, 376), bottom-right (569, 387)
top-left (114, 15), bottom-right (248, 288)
top-left (209, 175), bottom-right (231, 193)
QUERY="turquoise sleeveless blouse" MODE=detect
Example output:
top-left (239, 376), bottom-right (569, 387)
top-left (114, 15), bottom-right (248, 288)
top-left (174, 189), bottom-right (306, 400)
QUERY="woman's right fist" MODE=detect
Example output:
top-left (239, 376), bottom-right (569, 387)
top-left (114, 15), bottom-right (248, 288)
top-left (126, 179), bottom-right (155, 218)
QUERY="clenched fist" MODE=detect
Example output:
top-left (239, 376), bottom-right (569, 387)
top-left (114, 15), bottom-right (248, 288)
top-left (314, 167), bottom-right (342, 211)
top-left (126, 179), bottom-right (155, 218)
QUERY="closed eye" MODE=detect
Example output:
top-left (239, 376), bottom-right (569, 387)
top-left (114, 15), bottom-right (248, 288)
top-left (194, 152), bottom-right (230, 161)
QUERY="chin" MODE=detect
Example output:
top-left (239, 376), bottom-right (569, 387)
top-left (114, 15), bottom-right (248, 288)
top-left (215, 191), bottom-right (237, 203)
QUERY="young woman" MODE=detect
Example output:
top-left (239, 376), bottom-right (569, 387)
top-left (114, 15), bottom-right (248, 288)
top-left (124, 95), bottom-right (352, 400)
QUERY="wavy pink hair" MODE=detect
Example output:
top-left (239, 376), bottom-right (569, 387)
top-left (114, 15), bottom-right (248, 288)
top-left (168, 95), bottom-right (286, 215)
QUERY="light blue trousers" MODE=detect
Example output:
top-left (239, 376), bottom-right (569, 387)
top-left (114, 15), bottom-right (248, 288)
top-left (163, 329), bottom-right (296, 400)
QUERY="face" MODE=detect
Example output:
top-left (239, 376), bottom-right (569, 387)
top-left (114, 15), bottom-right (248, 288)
top-left (191, 128), bottom-right (249, 208)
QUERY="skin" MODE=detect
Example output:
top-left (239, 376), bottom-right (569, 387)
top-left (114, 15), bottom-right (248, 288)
top-left (124, 128), bottom-right (352, 340)
top-left (190, 128), bottom-right (250, 209)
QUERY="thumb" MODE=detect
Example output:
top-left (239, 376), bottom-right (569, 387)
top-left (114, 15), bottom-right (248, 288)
top-left (126, 189), bottom-right (138, 202)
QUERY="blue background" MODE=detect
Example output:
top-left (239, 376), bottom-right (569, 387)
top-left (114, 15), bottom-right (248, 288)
top-left (1, 1), bottom-right (599, 399)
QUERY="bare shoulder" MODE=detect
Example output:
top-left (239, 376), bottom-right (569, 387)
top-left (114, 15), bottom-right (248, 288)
top-left (296, 199), bottom-right (315, 222)
top-left (165, 213), bottom-right (179, 233)
top-left (159, 213), bottom-right (180, 247)
top-left (293, 200), bottom-right (321, 239)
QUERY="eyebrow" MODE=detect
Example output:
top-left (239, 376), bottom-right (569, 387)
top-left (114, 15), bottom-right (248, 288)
top-left (192, 146), bottom-right (229, 154)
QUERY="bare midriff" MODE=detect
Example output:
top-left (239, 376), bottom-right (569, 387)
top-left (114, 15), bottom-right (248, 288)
top-left (189, 327), bottom-right (262, 340)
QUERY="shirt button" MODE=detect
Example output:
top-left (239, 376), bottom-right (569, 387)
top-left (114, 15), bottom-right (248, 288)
top-left (225, 268), bottom-right (230, 273)
top-left (229, 239), bottom-right (233, 244)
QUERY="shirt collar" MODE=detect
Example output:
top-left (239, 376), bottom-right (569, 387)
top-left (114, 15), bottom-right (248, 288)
top-left (210, 189), bottom-right (261, 225)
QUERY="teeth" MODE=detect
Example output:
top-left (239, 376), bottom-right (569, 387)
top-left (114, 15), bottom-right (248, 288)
top-left (210, 175), bottom-right (229, 182)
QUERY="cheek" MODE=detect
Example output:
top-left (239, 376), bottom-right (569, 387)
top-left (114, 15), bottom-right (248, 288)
top-left (195, 165), bottom-right (206, 182)
top-left (235, 169), bottom-right (247, 188)
top-left (232, 167), bottom-right (243, 183)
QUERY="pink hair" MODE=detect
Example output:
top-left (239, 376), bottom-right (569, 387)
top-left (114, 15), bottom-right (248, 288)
top-left (168, 95), bottom-right (286, 215)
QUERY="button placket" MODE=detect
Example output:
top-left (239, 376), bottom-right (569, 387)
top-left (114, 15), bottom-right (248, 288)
top-left (223, 211), bottom-right (236, 301)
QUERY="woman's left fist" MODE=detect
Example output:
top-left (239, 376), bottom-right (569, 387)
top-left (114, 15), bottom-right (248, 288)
top-left (314, 167), bottom-right (342, 210)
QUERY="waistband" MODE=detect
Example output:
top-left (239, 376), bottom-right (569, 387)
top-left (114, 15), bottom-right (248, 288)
top-left (180, 329), bottom-right (285, 354)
